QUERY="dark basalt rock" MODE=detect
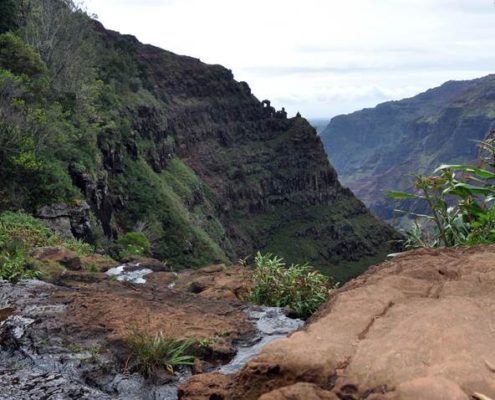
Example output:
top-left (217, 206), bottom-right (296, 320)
top-left (36, 202), bottom-right (93, 243)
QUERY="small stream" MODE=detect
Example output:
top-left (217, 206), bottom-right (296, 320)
top-left (106, 264), bottom-right (153, 284)
top-left (105, 266), bottom-right (305, 400)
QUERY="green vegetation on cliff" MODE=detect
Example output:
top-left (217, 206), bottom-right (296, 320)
top-left (0, 0), bottom-right (399, 278)
top-left (250, 252), bottom-right (333, 318)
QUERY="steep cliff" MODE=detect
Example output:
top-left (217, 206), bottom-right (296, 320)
top-left (87, 23), bottom-right (400, 280)
top-left (0, 4), bottom-right (399, 280)
top-left (321, 75), bottom-right (495, 220)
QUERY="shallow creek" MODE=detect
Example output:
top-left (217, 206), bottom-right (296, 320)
top-left (105, 265), bottom-right (304, 399)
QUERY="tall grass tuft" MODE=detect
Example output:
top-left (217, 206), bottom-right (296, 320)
top-left (126, 328), bottom-right (195, 376)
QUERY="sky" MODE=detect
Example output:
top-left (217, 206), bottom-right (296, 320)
top-left (85, 0), bottom-right (495, 119)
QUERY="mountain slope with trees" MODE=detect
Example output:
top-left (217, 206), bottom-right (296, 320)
top-left (0, 0), bottom-right (399, 280)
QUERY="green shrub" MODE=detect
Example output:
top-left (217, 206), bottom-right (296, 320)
top-left (126, 328), bottom-right (195, 376)
top-left (0, 211), bottom-right (98, 282)
top-left (117, 231), bottom-right (151, 257)
top-left (389, 138), bottom-right (495, 248)
top-left (0, 211), bottom-right (61, 249)
top-left (0, 248), bottom-right (40, 282)
top-left (249, 252), bottom-right (332, 318)
top-left (0, 33), bottom-right (46, 76)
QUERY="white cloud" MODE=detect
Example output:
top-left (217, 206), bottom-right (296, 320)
top-left (86, 0), bottom-right (495, 118)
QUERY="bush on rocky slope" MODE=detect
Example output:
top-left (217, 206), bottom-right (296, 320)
top-left (126, 328), bottom-right (195, 377)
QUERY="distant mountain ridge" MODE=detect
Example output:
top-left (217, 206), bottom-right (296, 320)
top-left (321, 74), bottom-right (495, 220)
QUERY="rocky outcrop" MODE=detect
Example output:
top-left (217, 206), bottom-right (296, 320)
top-left (321, 75), bottom-right (495, 220)
top-left (180, 245), bottom-right (495, 400)
top-left (36, 202), bottom-right (93, 242)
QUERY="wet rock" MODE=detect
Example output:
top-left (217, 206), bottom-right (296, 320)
top-left (121, 255), bottom-right (169, 272)
top-left (182, 245), bottom-right (495, 400)
top-left (0, 370), bottom-right (112, 400)
top-left (105, 264), bottom-right (153, 284)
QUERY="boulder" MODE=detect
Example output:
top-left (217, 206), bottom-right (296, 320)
top-left (173, 264), bottom-right (252, 302)
top-left (259, 383), bottom-right (337, 400)
top-left (36, 201), bottom-right (93, 242)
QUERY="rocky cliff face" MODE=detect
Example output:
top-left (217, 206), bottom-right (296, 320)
top-left (320, 75), bottom-right (495, 220)
top-left (64, 22), bottom-right (399, 280)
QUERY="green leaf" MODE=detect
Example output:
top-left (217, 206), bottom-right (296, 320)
top-left (435, 164), bottom-right (495, 179)
top-left (452, 183), bottom-right (495, 196)
top-left (387, 191), bottom-right (420, 200)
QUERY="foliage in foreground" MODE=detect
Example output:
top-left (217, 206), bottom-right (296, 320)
top-left (126, 328), bottom-right (195, 376)
top-left (249, 252), bottom-right (333, 318)
top-left (389, 138), bottom-right (495, 248)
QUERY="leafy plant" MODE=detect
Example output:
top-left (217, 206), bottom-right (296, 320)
top-left (117, 231), bottom-right (151, 257)
top-left (0, 248), bottom-right (40, 282)
top-left (126, 328), bottom-right (195, 376)
top-left (249, 252), bottom-right (332, 318)
top-left (0, 32), bottom-right (46, 76)
top-left (389, 138), bottom-right (495, 248)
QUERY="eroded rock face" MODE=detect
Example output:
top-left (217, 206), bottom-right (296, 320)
top-left (180, 245), bottom-right (495, 400)
top-left (36, 202), bottom-right (93, 242)
top-left (71, 21), bottom-right (402, 278)
top-left (321, 75), bottom-right (495, 221)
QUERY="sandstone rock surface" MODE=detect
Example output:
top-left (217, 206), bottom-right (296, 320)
top-left (180, 245), bottom-right (495, 400)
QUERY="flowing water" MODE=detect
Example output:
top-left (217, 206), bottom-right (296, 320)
top-left (103, 266), bottom-right (304, 399)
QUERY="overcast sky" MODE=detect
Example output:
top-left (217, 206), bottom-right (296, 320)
top-left (86, 0), bottom-right (495, 118)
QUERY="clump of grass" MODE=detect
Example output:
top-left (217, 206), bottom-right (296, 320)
top-left (0, 248), bottom-right (40, 282)
top-left (249, 252), bottom-right (333, 319)
top-left (0, 211), bottom-right (97, 282)
top-left (126, 328), bottom-right (195, 376)
top-left (63, 238), bottom-right (94, 256)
